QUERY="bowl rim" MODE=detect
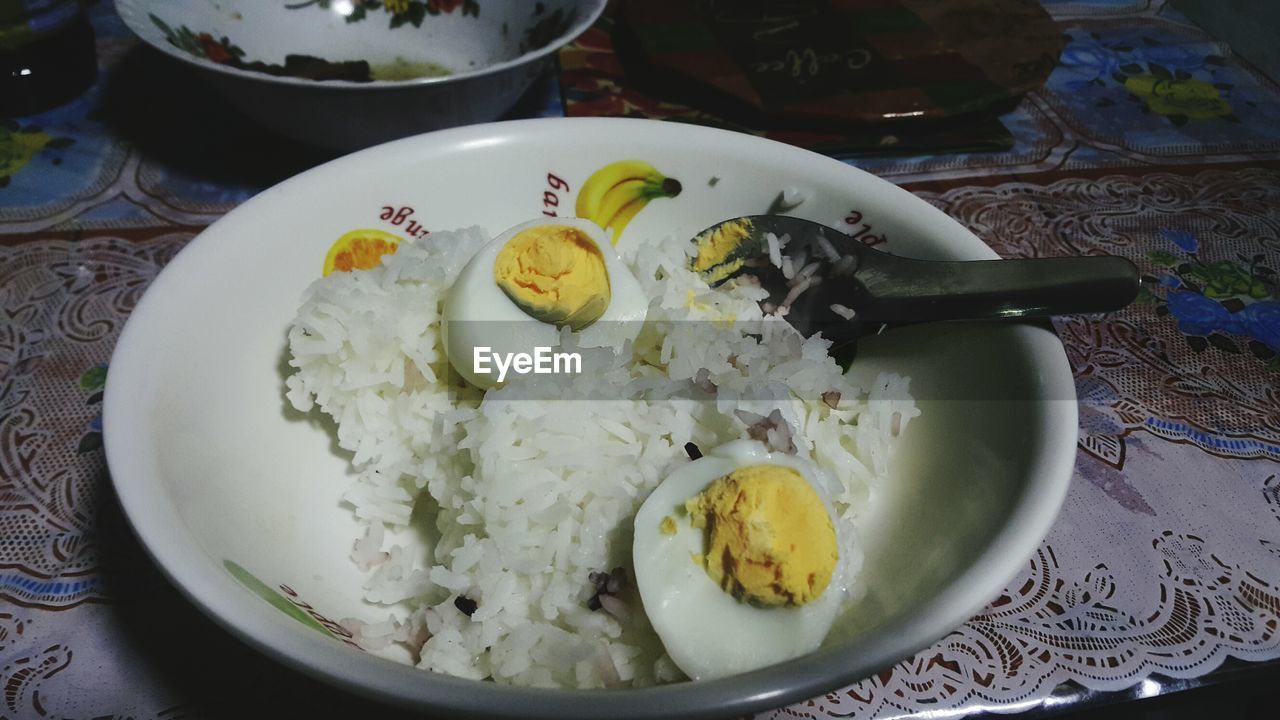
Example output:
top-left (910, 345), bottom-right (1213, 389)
top-left (113, 0), bottom-right (608, 90)
top-left (103, 117), bottom-right (1078, 719)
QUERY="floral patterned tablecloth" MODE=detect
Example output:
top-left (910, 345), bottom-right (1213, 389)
top-left (2, 1), bottom-right (1278, 718)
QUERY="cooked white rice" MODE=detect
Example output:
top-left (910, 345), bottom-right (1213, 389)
top-left (284, 226), bottom-right (918, 688)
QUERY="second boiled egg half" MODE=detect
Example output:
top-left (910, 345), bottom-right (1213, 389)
top-left (633, 439), bottom-right (850, 681)
top-left (443, 218), bottom-right (647, 389)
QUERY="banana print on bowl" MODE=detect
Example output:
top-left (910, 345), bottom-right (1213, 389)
top-left (575, 160), bottom-right (682, 243)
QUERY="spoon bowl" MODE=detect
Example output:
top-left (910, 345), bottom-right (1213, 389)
top-left (691, 215), bottom-right (1141, 343)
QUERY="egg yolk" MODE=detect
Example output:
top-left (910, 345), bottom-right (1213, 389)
top-left (660, 516), bottom-right (677, 535)
top-left (684, 464), bottom-right (837, 607)
top-left (493, 225), bottom-right (611, 331)
top-left (691, 217), bottom-right (753, 284)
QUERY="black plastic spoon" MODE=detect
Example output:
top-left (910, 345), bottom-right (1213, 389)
top-left (690, 215), bottom-right (1141, 346)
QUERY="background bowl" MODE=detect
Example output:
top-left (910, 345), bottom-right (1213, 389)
top-left (104, 118), bottom-right (1077, 718)
top-left (115, 0), bottom-right (605, 151)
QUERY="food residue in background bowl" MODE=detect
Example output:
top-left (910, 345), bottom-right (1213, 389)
top-left (147, 14), bottom-right (452, 82)
top-left (241, 54), bottom-right (452, 82)
top-left (370, 57), bottom-right (452, 81)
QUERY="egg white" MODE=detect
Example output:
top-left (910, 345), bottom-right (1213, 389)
top-left (442, 218), bottom-right (647, 389)
top-left (632, 439), bottom-right (848, 681)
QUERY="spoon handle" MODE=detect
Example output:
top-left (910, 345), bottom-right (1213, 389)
top-left (842, 254), bottom-right (1141, 322)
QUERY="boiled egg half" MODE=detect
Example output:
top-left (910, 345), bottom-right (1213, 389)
top-left (632, 439), bottom-right (848, 680)
top-left (443, 218), bottom-right (647, 389)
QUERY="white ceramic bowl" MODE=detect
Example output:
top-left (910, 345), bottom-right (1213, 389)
top-left (104, 118), bottom-right (1077, 718)
top-left (115, 0), bottom-right (605, 150)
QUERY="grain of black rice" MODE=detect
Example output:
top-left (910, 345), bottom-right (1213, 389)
top-left (454, 596), bottom-right (478, 616)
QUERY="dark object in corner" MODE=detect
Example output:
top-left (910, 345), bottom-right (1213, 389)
top-left (1, 7), bottom-right (97, 116)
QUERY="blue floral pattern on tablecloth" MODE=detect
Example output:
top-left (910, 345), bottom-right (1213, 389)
top-left (1045, 23), bottom-right (1280, 152)
top-left (0, 93), bottom-right (128, 224)
top-left (1137, 229), bottom-right (1280, 368)
top-left (925, 166), bottom-right (1280, 471)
